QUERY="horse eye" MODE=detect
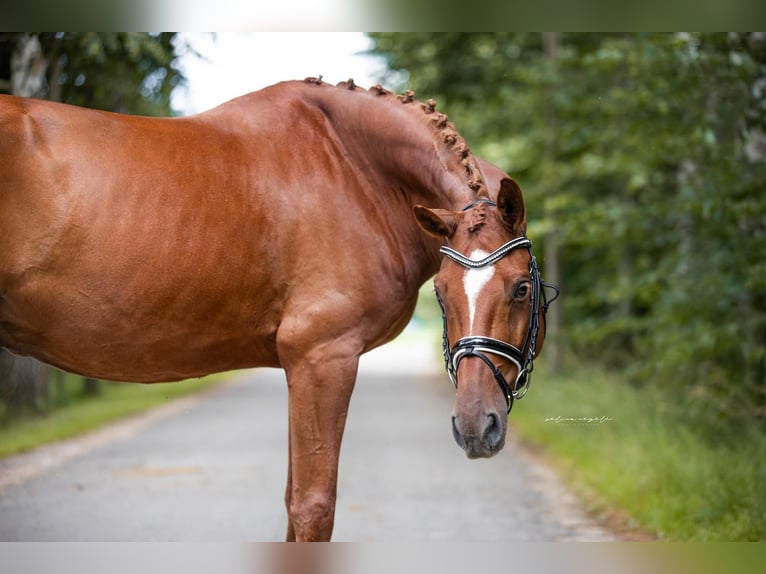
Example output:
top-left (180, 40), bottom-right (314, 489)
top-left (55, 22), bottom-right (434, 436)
top-left (514, 282), bottom-right (530, 299)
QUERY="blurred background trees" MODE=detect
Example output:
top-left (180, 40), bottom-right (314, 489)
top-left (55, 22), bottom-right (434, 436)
top-left (0, 32), bottom-right (186, 419)
top-left (369, 33), bottom-right (766, 432)
top-left (0, 32), bottom-right (182, 111)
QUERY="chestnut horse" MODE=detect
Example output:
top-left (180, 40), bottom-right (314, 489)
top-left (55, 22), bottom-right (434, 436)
top-left (0, 79), bottom-right (553, 541)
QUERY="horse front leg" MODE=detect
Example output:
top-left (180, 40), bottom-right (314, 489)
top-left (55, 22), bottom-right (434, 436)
top-left (281, 343), bottom-right (359, 542)
top-left (284, 417), bottom-right (296, 541)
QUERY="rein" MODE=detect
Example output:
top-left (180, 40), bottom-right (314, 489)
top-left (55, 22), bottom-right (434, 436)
top-left (435, 203), bottom-right (559, 413)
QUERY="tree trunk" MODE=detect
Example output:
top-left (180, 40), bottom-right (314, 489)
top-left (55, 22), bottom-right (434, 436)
top-left (82, 377), bottom-right (102, 396)
top-left (0, 350), bottom-right (50, 417)
top-left (543, 32), bottom-right (564, 374)
top-left (10, 34), bottom-right (47, 98)
top-left (46, 41), bottom-right (63, 103)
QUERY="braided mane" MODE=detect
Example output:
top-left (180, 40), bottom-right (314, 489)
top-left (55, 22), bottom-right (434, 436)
top-left (304, 76), bottom-right (488, 199)
top-left (467, 201), bottom-right (490, 232)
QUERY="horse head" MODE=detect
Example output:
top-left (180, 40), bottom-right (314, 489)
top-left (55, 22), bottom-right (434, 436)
top-left (414, 171), bottom-right (557, 459)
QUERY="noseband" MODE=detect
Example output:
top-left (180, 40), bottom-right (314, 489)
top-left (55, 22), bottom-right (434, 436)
top-left (435, 201), bottom-right (559, 413)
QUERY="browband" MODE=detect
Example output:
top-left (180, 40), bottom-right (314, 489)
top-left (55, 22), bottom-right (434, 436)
top-left (440, 237), bottom-right (532, 269)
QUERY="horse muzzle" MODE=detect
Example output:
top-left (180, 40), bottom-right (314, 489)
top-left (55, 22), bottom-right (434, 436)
top-left (451, 407), bottom-right (507, 459)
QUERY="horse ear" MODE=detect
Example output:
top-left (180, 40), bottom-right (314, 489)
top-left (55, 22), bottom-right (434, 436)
top-left (413, 206), bottom-right (458, 238)
top-left (496, 178), bottom-right (527, 235)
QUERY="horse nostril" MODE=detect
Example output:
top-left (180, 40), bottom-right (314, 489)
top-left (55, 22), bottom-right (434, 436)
top-left (483, 412), bottom-right (503, 448)
top-left (451, 415), bottom-right (466, 449)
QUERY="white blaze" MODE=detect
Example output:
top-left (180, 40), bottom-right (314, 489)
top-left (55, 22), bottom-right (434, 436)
top-left (462, 250), bottom-right (495, 333)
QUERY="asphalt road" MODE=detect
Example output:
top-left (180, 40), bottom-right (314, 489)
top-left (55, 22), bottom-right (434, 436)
top-left (0, 335), bottom-right (615, 542)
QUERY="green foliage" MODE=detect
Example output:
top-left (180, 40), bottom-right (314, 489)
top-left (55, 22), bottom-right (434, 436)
top-left (1, 32), bottom-right (185, 115)
top-left (43, 32), bottom-right (184, 115)
top-left (370, 33), bottom-right (766, 432)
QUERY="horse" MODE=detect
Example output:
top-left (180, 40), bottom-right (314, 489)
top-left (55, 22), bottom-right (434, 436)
top-left (0, 78), bottom-right (555, 541)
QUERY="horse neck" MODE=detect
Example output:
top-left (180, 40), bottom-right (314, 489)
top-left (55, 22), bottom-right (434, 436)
top-left (309, 85), bottom-right (482, 211)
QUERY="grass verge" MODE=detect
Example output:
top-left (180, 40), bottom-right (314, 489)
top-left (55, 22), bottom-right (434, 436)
top-left (0, 375), bottom-right (227, 459)
top-left (509, 360), bottom-right (765, 541)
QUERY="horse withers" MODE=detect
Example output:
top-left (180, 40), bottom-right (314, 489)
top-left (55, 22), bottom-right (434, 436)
top-left (0, 78), bottom-right (554, 540)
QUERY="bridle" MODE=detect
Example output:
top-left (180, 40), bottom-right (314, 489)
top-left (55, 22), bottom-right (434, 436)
top-left (435, 199), bottom-right (559, 413)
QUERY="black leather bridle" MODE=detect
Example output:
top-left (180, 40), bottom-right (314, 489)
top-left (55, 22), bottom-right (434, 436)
top-left (435, 202), bottom-right (559, 413)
